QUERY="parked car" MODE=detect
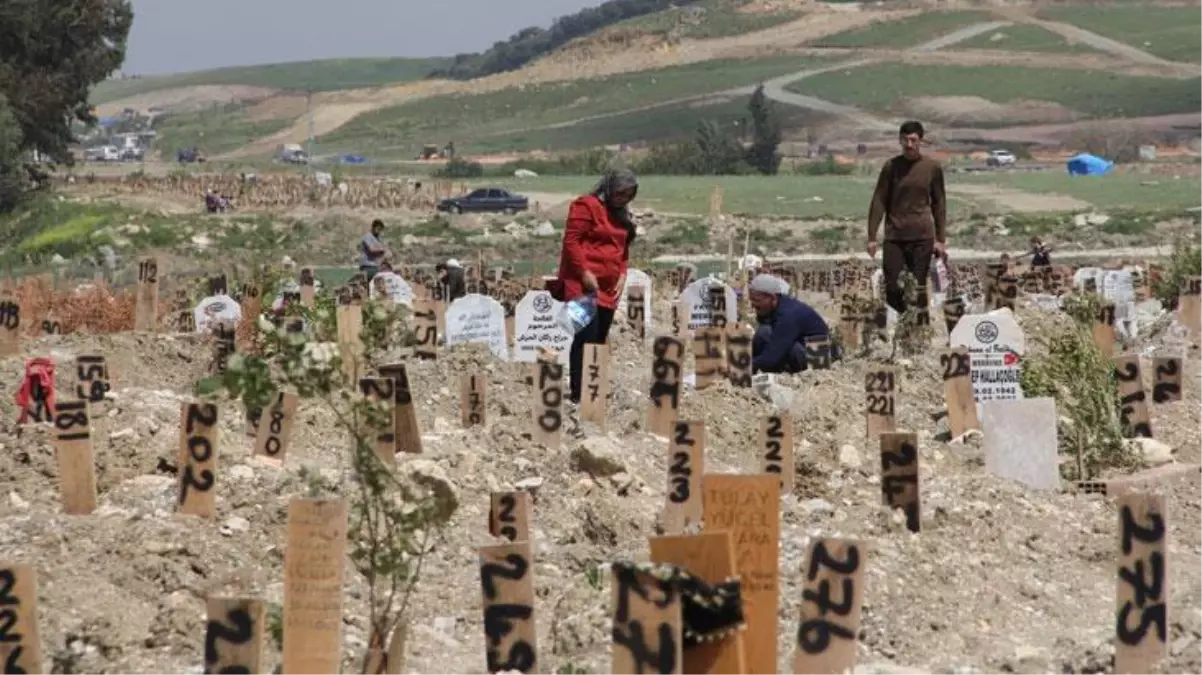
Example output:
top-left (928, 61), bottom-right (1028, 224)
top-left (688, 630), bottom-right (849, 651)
top-left (986, 149), bottom-right (1017, 167)
top-left (177, 147), bottom-right (206, 163)
top-left (120, 146), bottom-right (144, 161)
top-left (84, 145), bottom-right (120, 162)
top-left (276, 143), bottom-right (309, 165)
top-left (437, 188), bottom-right (529, 214)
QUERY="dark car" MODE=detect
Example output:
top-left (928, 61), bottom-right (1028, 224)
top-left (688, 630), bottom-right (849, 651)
top-left (437, 187), bottom-right (529, 214)
top-left (177, 147), bottom-right (206, 163)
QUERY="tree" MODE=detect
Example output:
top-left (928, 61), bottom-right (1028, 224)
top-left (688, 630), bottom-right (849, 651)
top-left (0, 0), bottom-right (133, 206)
top-left (0, 96), bottom-right (25, 211)
top-left (693, 120), bottom-right (745, 175)
top-left (745, 84), bottom-right (782, 175)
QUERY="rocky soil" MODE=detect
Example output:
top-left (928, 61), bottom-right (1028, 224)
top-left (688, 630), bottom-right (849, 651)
top-left (0, 287), bottom-right (1199, 674)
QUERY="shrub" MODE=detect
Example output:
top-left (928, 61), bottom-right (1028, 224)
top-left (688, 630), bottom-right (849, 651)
top-left (434, 157), bottom-right (484, 179)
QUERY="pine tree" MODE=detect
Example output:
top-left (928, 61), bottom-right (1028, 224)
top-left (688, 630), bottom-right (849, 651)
top-left (746, 85), bottom-right (782, 175)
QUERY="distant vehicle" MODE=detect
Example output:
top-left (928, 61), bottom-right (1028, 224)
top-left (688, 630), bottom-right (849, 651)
top-left (120, 146), bottom-right (144, 161)
top-left (85, 145), bottom-right (120, 162)
top-left (177, 147), bottom-right (206, 163)
top-left (276, 143), bottom-right (309, 165)
top-left (986, 149), bottom-right (1017, 167)
top-left (437, 187), bottom-right (529, 215)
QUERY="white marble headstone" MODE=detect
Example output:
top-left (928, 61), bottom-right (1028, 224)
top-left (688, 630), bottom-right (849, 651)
top-left (680, 276), bottom-right (737, 330)
top-left (445, 294), bottom-right (508, 360)
top-left (513, 290), bottom-right (571, 364)
top-left (982, 397), bottom-right (1060, 490)
top-left (950, 308), bottom-right (1027, 414)
top-left (617, 268), bottom-right (653, 333)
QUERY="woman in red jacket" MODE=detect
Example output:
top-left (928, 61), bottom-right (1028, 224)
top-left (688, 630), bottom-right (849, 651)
top-left (556, 169), bottom-right (639, 404)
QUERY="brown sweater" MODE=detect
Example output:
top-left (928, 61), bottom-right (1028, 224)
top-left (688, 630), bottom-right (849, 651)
top-left (867, 155), bottom-right (947, 243)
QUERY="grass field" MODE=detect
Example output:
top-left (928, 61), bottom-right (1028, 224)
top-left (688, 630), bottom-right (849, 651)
top-left (609, 0), bottom-right (803, 39)
top-left (151, 104), bottom-right (294, 157)
top-left (790, 64), bottom-right (1201, 123)
top-left (812, 10), bottom-right (990, 48)
top-left (958, 172), bottom-right (1201, 212)
top-left (1040, 4), bottom-right (1201, 63)
top-left (91, 57), bottom-right (451, 104)
top-left (319, 56), bottom-right (831, 158)
top-left (955, 24), bottom-right (1102, 53)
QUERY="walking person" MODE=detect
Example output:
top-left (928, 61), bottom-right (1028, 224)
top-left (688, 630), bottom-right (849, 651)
top-left (866, 121), bottom-right (947, 315)
top-left (554, 169), bottom-right (639, 404)
top-left (359, 219), bottom-right (389, 281)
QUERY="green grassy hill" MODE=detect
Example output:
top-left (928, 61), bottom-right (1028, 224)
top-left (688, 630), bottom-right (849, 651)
top-left (91, 57), bottom-right (451, 104)
top-left (1039, 4), bottom-right (1201, 62)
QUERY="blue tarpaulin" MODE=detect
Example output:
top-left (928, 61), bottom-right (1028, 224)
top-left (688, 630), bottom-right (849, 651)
top-left (340, 154), bottom-right (367, 164)
top-left (1066, 153), bottom-right (1113, 176)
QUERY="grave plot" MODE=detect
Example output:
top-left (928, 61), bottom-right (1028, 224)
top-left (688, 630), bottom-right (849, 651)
top-left (0, 256), bottom-right (1197, 675)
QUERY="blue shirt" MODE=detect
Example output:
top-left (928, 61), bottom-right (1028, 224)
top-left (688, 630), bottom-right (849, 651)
top-left (752, 295), bottom-right (831, 371)
top-left (360, 234), bottom-right (384, 267)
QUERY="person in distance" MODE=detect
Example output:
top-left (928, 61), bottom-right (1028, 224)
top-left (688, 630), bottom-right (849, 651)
top-left (435, 258), bottom-right (467, 302)
top-left (553, 168), bottom-right (639, 404)
top-left (866, 120), bottom-right (947, 315)
top-left (359, 218), bottom-right (389, 281)
top-left (747, 274), bottom-right (836, 374)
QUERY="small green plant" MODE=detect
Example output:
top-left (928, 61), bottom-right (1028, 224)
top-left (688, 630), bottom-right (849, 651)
top-left (809, 225), bottom-right (847, 254)
top-left (1152, 234), bottom-right (1201, 310)
top-left (583, 563), bottom-right (604, 591)
top-left (888, 270), bottom-right (933, 359)
top-left (658, 219), bottom-right (709, 247)
top-left (1020, 293), bottom-right (1137, 480)
top-left (435, 157), bottom-right (484, 178)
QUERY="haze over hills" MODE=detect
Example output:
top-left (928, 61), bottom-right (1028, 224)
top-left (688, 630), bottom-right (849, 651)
top-left (92, 0), bottom-right (1202, 161)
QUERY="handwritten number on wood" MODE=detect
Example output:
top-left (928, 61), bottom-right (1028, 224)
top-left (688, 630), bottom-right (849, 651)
top-left (798, 542), bottom-right (860, 655)
top-left (204, 607), bottom-right (254, 674)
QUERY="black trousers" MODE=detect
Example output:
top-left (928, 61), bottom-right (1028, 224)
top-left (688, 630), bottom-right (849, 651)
top-left (882, 239), bottom-right (935, 315)
top-left (568, 307), bottom-right (615, 403)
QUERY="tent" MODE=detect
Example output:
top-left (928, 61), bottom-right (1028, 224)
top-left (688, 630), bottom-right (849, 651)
top-left (1066, 153), bottom-right (1113, 176)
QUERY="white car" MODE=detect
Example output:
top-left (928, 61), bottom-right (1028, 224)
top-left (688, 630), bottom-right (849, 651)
top-left (986, 149), bottom-right (1017, 167)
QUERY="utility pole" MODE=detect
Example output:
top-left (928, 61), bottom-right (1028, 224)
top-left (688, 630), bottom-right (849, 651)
top-left (306, 89), bottom-right (315, 171)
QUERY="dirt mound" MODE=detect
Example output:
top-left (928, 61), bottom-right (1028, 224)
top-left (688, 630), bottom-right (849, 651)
top-left (95, 85), bottom-right (278, 117)
top-left (899, 95), bottom-right (1084, 127)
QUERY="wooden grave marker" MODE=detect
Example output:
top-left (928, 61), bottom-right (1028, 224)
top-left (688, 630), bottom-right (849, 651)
top-left (838, 292), bottom-right (862, 351)
top-left (804, 336), bottom-right (833, 371)
top-left (759, 413), bottom-right (795, 494)
top-left (299, 267), bottom-right (316, 308)
top-left (627, 284), bottom-right (647, 340)
top-left (1093, 302), bottom-right (1117, 357)
top-left (136, 257), bottom-right (159, 332)
top-left (1114, 355), bottom-right (1153, 438)
top-left (879, 432), bottom-right (920, 532)
top-left (52, 399), bottom-right (97, 515)
top-left (489, 491), bottom-right (531, 543)
top-left (663, 421), bottom-right (704, 535)
top-left (692, 326), bottom-right (723, 389)
top-left (336, 302), bottom-right (365, 382)
top-left (580, 343), bottom-right (610, 426)
top-left (412, 296), bottom-right (438, 360)
top-left (702, 475), bottom-right (779, 674)
top-left (479, 541), bottom-right (538, 674)
top-left (648, 532), bottom-right (747, 674)
top-left (360, 377), bottom-right (398, 466)
top-left (0, 298), bottom-right (20, 357)
top-left (75, 355), bottom-right (111, 404)
top-left (1179, 275), bottom-right (1200, 345)
top-left (939, 347), bottom-right (978, 438)
top-left (253, 392), bottom-right (298, 464)
top-left (40, 316), bottom-right (62, 336)
top-left (1151, 356), bottom-right (1182, 404)
top-left (379, 364), bottom-right (423, 454)
top-left (648, 335), bottom-right (684, 438)
top-left (1114, 492), bottom-right (1168, 674)
top-left (178, 402), bottom-right (219, 519)
top-left (0, 563), bottom-right (43, 674)
top-left (725, 324), bottom-right (753, 386)
top-left (994, 274), bottom-right (1018, 311)
top-left (531, 357), bottom-right (564, 449)
top-left (461, 373), bottom-right (487, 427)
top-left (204, 597), bottom-right (265, 674)
top-left (941, 296), bottom-right (965, 340)
top-left (212, 320), bottom-right (236, 375)
top-left (864, 366), bottom-right (897, 442)
top-left (610, 564), bottom-right (683, 674)
top-left (794, 539), bottom-right (866, 675)
top-left (283, 498), bottom-right (349, 675)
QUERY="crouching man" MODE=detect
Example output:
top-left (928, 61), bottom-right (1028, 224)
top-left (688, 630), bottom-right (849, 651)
top-left (748, 274), bottom-right (837, 374)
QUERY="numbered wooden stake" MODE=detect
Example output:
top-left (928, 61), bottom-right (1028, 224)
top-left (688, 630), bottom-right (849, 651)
top-left (725, 325), bottom-right (753, 386)
top-left (360, 377), bottom-right (398, 466)
top-left (794, 539), bottom-right (866, 675)
top-left (627, 285), bottom-right (646, 340)
top-left (461, 373), bottom-right (488, 427)
top-left (804, 336), bottom-right (833, 371)
top-left (703, 475), bottom-right (779, 674)
top-left (531, 357), bottom-right (564, 449)
top-left (205, 597), bottom-right (265, 674)
top-left (336, 303), bottom-right (364, 382)
top-left (692, 326), bottom-right (723, 389)
top-left (879, 432), bottom-right (920, 532)
top-left (942, 296), bottom-right (965, 340)
top-left (479, 541), bottom-right (538, 674)
top-left (212, 321), bottom-right (236, 375)
top-left (379, 364), bottom-right (423, 454)
top-left (412, 297), bottom-right (438, 360)
top-left (994, 274), bottom-right (1018, 311)
top-left (136, 257), bottom-right (159, 332)
top-left (489, 491), bottom-right (531, 543)
top-left (939, 348), bottom-right (978, 438)
top-left (663, 421), bottom-right (705, 535)
top-left (53, 400), bottom-right (97, 515)
top-left (253, 392), bottom-right (298, 464)
top-left (283, 499), bottom-right (348, 675)
top-left (177, 402), bottom-right (218, 519)
top-left (0, 563), bottom-right (43, 674)
top-left (759, 413), bottom-right (795, 494)
top-left (75, 355), bottom-right (111, 403)
top-left (648, 336), bottom-right (684, 437)
top-left (611, 564), bottom-right (683, 675)
top-left (1151, 356), bottom-right (1182, 404)
top-left (838, 292), bottom-right (862, 351)
top-left (238, 283), bottom-right (263, 352)
top-left (299, 268), bottom-right (316, 308)
top-left (1093, 302), bottom-right (1117, 357)
top-left (1114, 492), bottom-right (1168, 674)
top-left (864, 366), bottom-right (897, 442)
top-left (1178, 275), bottom-right (1200, 345)
top-left (671, 297), bottom-right (689, 338)
top-left (0, 298), bottom-right (20, 357)
top-left (648, 533), bottom-right (747, 675)
top-left (580, 343), bottom-right (610, 426)
top-left (1113, 355), bottom-right (1153, 438)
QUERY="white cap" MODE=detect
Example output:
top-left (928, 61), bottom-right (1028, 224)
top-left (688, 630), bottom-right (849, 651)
top-left (445, 258), bottom-right (462, 268)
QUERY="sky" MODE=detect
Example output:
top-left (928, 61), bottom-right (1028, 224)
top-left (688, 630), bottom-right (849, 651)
top-left (122, 0), bottom-right (607, 75)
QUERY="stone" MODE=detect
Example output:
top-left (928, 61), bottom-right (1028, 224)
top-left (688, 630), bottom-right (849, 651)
top-left (220, 516), bottom-right (250, 537)
top-left (982, 398), bottom-right (1060, 490)
top-left (800, 498), bottom-right (835, 517)
top-left (514, 476), bottom-right (544, 491)
top-left (227, 465), bottom-right (255, 482)
top-left (838, 444), bottom-right (863, 470)
top-left (570, 437), bottom-right (627, 478)
top-left (1128, 437), bottom-right (1174, 467)
top-left (406, 460), bottom-right (459, 523)
top-left (109, 427), bottom-right (136, 441)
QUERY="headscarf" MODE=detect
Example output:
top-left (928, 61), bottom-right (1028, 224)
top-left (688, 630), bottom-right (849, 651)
top-left (592, 168), bottom-right (639, 249)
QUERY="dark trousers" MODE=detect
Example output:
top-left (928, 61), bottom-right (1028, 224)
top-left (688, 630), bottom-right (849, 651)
top-left (882, 239), bottom-right (935, 315)
top-left (752, 324), bottom-right (808, 374)
top-left (569, 307), bottom-right (615, 403)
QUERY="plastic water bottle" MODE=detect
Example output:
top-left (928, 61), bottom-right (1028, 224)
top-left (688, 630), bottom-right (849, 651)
top-left (556, 293), bottom-right (597, 335)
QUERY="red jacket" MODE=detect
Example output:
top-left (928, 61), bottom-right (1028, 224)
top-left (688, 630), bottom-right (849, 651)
top-left (556, 194), bottom-right (630, 310)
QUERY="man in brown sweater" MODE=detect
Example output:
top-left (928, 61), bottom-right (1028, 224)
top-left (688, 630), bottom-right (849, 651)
top-left (866, 120), bottom-right (947, 314)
